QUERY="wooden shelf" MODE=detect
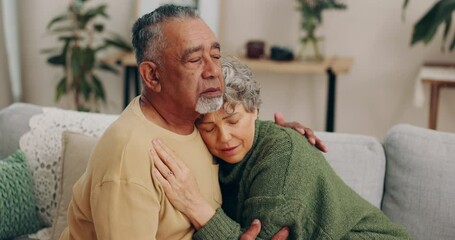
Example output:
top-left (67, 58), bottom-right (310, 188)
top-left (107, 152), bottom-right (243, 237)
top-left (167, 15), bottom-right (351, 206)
top-left (235, 55), bottom-right (353, 75)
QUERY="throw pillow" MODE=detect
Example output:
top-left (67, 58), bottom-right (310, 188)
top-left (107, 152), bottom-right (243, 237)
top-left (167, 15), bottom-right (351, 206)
top-left (382, 124), bottom-right (455, 240)
top-left (51, 131), bottom-right (98, 240)
top-left (0, 150), bottom-right (42, 239)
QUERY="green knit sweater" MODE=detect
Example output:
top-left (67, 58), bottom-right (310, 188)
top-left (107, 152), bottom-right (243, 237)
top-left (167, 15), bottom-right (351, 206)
top-left (193, 120), bottom-right (410, 240)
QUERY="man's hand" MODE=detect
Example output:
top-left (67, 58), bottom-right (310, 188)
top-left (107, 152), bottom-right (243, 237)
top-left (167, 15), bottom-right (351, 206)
top-left (274, 112), bottom-right (327, 153)
top-left (240, 219), bottom-right (289, 240)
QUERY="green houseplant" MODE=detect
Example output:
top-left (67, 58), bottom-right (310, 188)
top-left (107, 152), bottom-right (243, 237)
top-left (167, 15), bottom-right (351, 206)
top-left (43, 0), bottom-right (132, 112)
top-left (403, 0), bottom-right (455, 51)
top-left (296, 0), bottom-right (347, 61)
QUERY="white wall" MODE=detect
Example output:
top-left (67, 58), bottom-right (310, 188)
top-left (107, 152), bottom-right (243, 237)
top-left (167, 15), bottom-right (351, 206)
top-left (17, 0), bottom-right (455, 139)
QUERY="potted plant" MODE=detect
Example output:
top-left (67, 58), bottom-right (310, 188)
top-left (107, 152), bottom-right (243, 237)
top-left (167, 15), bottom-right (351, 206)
top-left (403, 0), bottom-right (455, 51)
top-left (43, 0), bottom-right (132, 112)
top-left (295, 0), bottom-right (347, 61)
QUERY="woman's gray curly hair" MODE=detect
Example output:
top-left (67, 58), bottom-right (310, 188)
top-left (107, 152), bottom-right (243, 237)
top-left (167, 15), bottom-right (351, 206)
top-left (221, 56), bottom-right (262, 113)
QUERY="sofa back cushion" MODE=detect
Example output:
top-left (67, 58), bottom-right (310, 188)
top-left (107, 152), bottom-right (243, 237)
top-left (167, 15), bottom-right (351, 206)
top-left (382, 124), bottom-right (455, 240)
top-left (0, 103), bottom-right (42, 159)
top-left (317, 132), bottom-right (386, 208)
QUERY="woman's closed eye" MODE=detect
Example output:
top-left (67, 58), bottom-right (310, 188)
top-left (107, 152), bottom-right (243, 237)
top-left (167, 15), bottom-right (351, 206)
top-left (225, 115), bottom-right (241, 125)
top-left (199, 123), bottom-right (215, 133)
top-left (202, 127), bottom-right (215, 133)
top-left (227, 119), bottom-right (239, 125)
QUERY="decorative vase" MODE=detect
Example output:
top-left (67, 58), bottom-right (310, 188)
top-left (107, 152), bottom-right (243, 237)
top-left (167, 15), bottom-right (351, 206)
top-left (296, 11), bottom-right (325, 62)
top-left (296, 34), bottom-right (324, 62)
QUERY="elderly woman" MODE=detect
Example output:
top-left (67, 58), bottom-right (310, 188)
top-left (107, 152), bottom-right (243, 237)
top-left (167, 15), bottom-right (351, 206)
top-left (150, 57), bottom-right (410, 239)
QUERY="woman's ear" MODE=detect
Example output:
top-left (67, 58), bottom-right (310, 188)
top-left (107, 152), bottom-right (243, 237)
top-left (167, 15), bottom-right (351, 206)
top-left (139, 61), bottom-right (161, 92)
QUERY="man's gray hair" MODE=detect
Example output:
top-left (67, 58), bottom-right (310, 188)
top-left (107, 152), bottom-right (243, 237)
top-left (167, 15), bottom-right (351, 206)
top-left (221, 56), bottom-right (262, 113)
top-left (131, 4), bottom-right (198, 65)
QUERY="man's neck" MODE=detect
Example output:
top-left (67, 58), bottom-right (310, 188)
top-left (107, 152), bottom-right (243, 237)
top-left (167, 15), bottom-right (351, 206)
top-left (139, 95), bottom-right (198, 135)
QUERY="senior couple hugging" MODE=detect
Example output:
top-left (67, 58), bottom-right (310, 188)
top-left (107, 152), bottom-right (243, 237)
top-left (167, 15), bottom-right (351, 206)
top-left (60, 4), bottom-right (410, 240)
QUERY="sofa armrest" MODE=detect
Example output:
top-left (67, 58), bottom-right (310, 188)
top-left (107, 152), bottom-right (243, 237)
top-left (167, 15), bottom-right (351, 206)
top-left (382, 124), bottom-right (455, 240)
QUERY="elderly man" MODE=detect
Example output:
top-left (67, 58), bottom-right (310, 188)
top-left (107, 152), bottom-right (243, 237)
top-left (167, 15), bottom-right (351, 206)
top-left (61, 4), bottom-right (321, 240)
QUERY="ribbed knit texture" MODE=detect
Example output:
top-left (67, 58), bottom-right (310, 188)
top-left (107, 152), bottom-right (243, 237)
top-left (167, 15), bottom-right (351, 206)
top-left (0, 150), bottom-right (41, 239)
top-left (194, 120), bottom-right (410, 240)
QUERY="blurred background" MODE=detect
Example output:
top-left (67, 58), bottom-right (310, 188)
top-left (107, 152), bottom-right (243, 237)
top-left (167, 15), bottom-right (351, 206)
top-left (1, 0), bottom-right (454, 139)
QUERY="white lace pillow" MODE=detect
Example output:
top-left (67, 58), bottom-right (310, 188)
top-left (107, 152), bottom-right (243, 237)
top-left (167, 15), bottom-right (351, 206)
top-left (19, 107), bottom-right (117, 226)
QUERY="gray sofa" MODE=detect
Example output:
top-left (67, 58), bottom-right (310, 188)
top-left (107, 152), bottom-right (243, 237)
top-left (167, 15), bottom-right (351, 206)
top-left (1, 102), bottom-right (454, 240)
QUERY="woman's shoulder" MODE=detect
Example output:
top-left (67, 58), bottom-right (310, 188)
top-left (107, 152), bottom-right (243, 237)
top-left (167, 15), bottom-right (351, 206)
top-left (254, 120), bottom-right (292, 152)
top-left (254, 120), bottom-right (326, 170)
top-left (256, 120), bottom-right (316, 150)
top-left (246, 121), bottom-right (327, 197)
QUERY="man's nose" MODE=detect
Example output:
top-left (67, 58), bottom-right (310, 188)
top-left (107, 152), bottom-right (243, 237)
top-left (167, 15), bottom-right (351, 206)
top-left (202, 58), bottom-right (221, 79)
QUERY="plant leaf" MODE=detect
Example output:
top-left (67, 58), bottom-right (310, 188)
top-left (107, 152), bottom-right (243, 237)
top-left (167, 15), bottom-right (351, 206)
top-left (81, 48), bottom-right (96, 72)
top-left (71, 46), bottom-right (83, 77)
top-left (49, 26), bottom-right (74, 33)
top-left (77, 106), bottom-right (90, 112)
top-left (92, 74), bottom-right (106, 101)
top-left (98, 62), bottom-right (119, 74)
top-left (403, 0), bottom-right (410, 10)
top-left (442, 15), bottom-right (452, 51)
top-left (55, 77), bottom-right (67, 102)
top-left (94, 23), bottom-right (104, 32)
top-left (59, 36), bottom-right (80, 42)
top-left (451, 32), bottom-right (455, 50)
top-left (47, 54), bottom-right (66, 66)
top-left (79, 76), bottom-right (91, 101)
top-left (47, 14), bottom-right (69, 29)
top-left (79, 5), bottom-right (108, 29)
top-left (411, 0), bottom-right (455, 46)
top-left (402, 0), bottom-right (410, 21)
top-left (104, 37), bottom-right (133, 51)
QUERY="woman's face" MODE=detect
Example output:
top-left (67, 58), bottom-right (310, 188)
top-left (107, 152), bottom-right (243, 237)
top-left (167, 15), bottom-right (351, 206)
top-left (197, 103), bottom-right (258, 164)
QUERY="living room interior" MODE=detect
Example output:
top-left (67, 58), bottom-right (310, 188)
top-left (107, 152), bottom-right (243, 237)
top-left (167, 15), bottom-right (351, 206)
top-left (1, 0), bottom-right (454, 138)
top-left (0, 0), bottom-right (454, 240)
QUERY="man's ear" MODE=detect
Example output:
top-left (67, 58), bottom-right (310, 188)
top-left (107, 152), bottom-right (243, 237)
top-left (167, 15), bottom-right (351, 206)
top-left (139, 61), bottom-right (161, 92)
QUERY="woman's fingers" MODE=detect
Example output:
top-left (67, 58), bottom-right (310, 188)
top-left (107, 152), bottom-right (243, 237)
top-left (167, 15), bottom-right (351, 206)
top-left (152, 139), bottom-right (182, 172)
top-left (150, 143), bottom-right (174, 180)
top-left (152, 168), bottom-right (171, 188)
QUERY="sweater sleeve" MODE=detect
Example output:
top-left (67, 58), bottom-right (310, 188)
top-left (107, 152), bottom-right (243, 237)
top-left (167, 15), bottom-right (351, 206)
top-left (192, 205), bottom-right (299, 240)
top-left (192, 208), bottom-right (243, 240)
